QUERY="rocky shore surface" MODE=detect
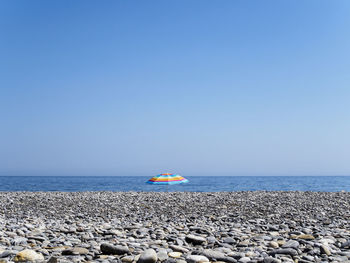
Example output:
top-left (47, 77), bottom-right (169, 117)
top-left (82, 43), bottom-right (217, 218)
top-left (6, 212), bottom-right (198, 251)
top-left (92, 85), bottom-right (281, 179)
top-left (1, 191), bottom-right (350, 263)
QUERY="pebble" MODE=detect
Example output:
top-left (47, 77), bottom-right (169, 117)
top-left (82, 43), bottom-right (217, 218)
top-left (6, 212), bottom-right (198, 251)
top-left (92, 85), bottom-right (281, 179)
top-left (320, 244), bottom-right (331, 255)
top-left (121, 255), bottom-right (134, 263)
top-left (297, 234), bottom-right (315, 240)
top-left (269, 241), bottom-right (279, 248)
top-left (157, 249), bottom-right (168, 261)
top-left (201, 249), bottom-right (226, 261)
top-left (14, 249), bottom-right (44, 262)
top-left (185, 235), bottom-right (206, 245)
top-left (137, 249), bottom-right (157, 263)
top-left (186, 255), bottom-right (209, 263)
top-left (61, 247), bottom-right (89, 255)
top-left (282, 240), bottom-right (299, 249)
top-left (101, 243), bottom-right (130, 255)
top-left (169, 245), bottom-right (189, 253)
top-left (269, 248), bottom-right (298, 256)
top-left (238, 257), bottom-right (250, 263)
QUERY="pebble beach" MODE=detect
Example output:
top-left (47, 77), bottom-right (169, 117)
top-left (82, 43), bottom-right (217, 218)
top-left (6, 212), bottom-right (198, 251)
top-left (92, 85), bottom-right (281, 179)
top-left (1, 191), bottom-right (350, 263)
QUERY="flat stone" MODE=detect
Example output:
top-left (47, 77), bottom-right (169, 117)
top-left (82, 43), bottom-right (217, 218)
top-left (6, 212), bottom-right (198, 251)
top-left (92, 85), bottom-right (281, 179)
top-left (185, 234), bottom-right (206, 245)
top-left (186, 255), bottom-right (209, 263)
top-left (207, 236), bottom-right (217, 244)
top-left (282, 240), bottom-right (299, 249)
top-left (263, 257), bottom-right (281, 263)
top-left (100, 243), bottom-right (130, 255)
top-left (62, 247), bottom-right (89, 255)
top-left (169, 245), bottom-right (189, 253)
top-left (169, 252), bottom-right (182, 258)
top-left (238, 257), bottom-right (250, 263)
top-left (297, 234), bottom-right (315, 240)
top-left (27, 236), bottom-right (46, 242)
top-left (223, 237), bottom-right (235, 244)
top-left (201, 249), bottom-right (226, 261)
top-left (269, 248), bottom-right (297, 256)
top-left (0, 250), bottom-right (15, 258)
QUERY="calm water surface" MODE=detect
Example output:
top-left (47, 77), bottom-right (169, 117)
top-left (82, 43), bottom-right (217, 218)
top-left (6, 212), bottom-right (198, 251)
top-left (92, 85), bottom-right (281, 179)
top-left (0, 176), bottom-right (349, 192)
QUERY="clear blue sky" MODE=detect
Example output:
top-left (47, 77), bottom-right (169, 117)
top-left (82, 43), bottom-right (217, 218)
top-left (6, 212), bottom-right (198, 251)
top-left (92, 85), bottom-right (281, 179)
top-left (1, 0), bottom-right (350, 176)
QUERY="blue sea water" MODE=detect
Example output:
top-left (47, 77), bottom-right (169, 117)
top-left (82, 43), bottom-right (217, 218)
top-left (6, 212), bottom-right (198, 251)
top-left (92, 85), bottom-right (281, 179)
top-left (0, 176), bottom-right (349, 192)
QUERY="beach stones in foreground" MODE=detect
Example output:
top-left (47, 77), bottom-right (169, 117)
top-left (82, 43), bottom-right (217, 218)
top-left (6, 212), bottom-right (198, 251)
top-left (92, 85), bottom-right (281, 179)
top-left (1, 191), bottom-right (350, 263)
top-left (14, 249), bottom-right (44, 262)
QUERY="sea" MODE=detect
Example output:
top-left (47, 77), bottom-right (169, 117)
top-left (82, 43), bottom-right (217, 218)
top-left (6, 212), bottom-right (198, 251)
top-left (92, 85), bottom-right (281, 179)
top-left (0, 176), bottom-right (349, 192)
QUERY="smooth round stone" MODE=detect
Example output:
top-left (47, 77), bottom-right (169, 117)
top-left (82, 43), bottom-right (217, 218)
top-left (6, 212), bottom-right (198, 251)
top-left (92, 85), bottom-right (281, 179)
top-left (14, 249), bottom-right (44, 262)
top-left (137, 249), bottom-right (158, 263)
top-left (168, 252), bottom-right (182, 258)
top-left (269, 241), bottom-right (279, 248)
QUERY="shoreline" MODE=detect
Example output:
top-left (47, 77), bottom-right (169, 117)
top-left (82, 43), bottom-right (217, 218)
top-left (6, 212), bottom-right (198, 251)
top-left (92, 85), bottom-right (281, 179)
top-left (1, 192), bottom-right (350, 262)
